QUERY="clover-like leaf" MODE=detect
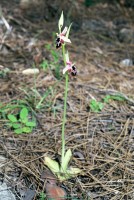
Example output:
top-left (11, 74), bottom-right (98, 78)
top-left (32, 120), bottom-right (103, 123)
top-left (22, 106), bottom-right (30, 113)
top-left (22, 127), bottom-right (32, 133)
top-left (58, 11), bottom-right (64, 33)
top-left (8, 114), bottom-right (17, 123)
top-left (14, 128), bottom-right (23, 134)
top-left (20, 107), bottom-right (28, 122)
top-left (26, 121), bottom-right (36, 127)
top-left (12, 123), bottom-right (21, 129)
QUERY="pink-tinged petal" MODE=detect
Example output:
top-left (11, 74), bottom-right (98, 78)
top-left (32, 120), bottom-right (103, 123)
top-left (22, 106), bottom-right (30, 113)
top-left (63, 65), bottom-right (72, 74)
top-left (61, 27), bottom-right (68, 35)
top-left (60, 36), bottom-right (71, 43)
top-left (66, 61), bottom-right (72, 65)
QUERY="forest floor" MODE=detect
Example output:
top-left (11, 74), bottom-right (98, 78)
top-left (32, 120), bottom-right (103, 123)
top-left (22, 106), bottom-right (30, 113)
top-left (0, 1), bottom-right (134, 199)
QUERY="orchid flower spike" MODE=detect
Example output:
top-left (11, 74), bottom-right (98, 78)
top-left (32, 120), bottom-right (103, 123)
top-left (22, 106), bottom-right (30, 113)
top-left (56, 27), bottom-right (71, 49)
top-left (63, 60), bottom-right (77, 76)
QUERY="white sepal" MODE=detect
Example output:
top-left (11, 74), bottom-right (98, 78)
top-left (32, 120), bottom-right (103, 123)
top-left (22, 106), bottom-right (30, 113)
top-left (60, 36), bottom-right (71, 43)
top-left (61, 27), bottom-right (68, 35)
top-left (66, 23), bottom-right (72, 39)
top-left (63, 65), bottom-right (71, 74)
top-left (58, 11), bottom-right (64, 33)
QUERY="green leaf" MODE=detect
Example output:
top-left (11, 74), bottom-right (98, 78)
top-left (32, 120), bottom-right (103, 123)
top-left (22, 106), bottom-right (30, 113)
top-left (103, 95), bottom-right (125, 103)
top-left (90, 99), bottom-right (104, 112)
top-left (67, 167), bottom-right (81, 176)
top-left (7, 114), bottom-right (17, 123)
top-left (14, 128), bottom-right (23, 134)
top-left (12, 123), bottom-right (21, 129)
top-left (26, 121), bottom-right (36, 127)
top-left (58, 11), bottom-right (64, 32)
top-left (21, 117), bottom-right (28, 124)
top-left (45, 43), bottom-right (51, 50)
top-left (51, 50), bottom-right (59, 62)
top-left (111, 95), bottom-right (125, 101)
top-left (44, 157), bottom-right (60, 174)
top-left (66, 23), bottom-right (72, 39)
top-left (20, 107), bottom-right (28, 121)
top-left (22, 127), bottom-right (32, 133)
top-left (58, 167), bottom-right (81, 181)
top-left (61, 149), bottom-right (72, 172)
top-left (98, 102), bottom-right (104, 110)
top-left (40, 192), bottom-right (46, 200)
top-left (40, 60), bottom-right (49, 70)
top-left (103, 95), bottom-right (111, 103)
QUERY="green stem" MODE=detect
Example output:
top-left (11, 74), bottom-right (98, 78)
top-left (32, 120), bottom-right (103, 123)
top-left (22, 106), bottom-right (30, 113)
top-left (61, 44), bottom-right (68, 164)
top-left (62, 44), bottom-right (66, 66)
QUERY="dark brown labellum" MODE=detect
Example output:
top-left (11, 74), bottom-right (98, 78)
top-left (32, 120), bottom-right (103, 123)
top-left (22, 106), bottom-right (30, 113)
top-left (56, 37), bottom-right (61, 49)
top-left (71, 65), bottom-right (77, 76)
top-left (56, 42), bottom-right (61, 49)
top-left (56, 37), bottom-right (60, 42)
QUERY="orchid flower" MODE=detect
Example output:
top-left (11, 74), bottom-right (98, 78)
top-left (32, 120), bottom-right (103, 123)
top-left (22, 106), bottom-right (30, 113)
top-left (63, 54), bottom-right (77, 76)
top-left (63, 52), bottom-right (77, 76)
top-left (44, 11), bottom-right (81, 182)
top-left (63, 61), bottom-right (72, 74)
top-left (56, 27), bottom-right (71, 49)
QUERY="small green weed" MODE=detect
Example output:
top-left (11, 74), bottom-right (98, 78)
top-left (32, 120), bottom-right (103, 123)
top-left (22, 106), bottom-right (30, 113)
top-left (19, 85), bottom-right (55, 112)
top-left (36, 86), bottom-right (53, 109)
top-left (90, 94), bottom-right (126, 112)
top-left (7, 107), bottom-right (36, 134)
top-left (39, 192), bottom-right (46, 200)
top-left (40, 60), bottom-right (49, 71)
top-left (90, 99), bottom-right (104, 112)
top-left (103, 95), bottom-right (125, 103)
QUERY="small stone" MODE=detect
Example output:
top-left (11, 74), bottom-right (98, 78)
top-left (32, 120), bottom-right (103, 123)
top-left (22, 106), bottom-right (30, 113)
top-left (0, 183), bottom-right (16, 200)
top-left (120, 59), bottom-right (133, 67)
top-left (22, 68), bottom-right (39, 75)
